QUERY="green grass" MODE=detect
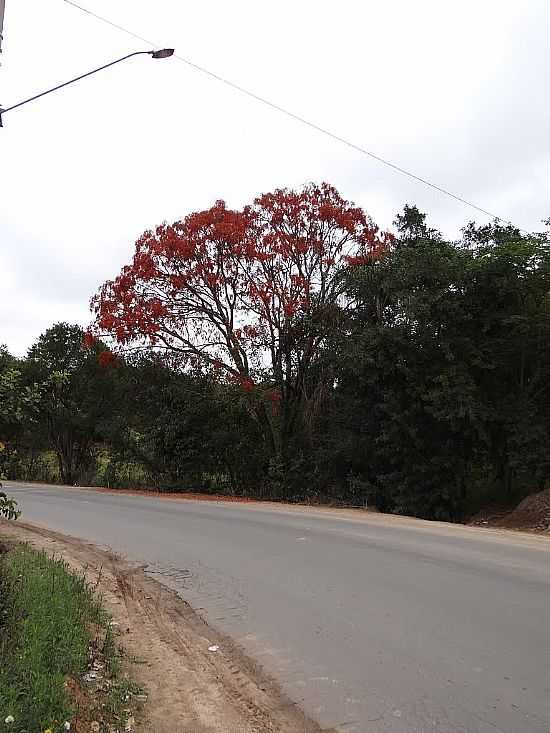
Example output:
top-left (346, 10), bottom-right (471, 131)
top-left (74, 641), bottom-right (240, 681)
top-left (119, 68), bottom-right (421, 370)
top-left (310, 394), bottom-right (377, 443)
top-left (0, 545), bottom-right (141, 733)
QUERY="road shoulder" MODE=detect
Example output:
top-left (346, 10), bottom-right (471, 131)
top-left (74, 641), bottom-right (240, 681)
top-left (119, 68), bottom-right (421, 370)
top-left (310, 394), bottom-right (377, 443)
top-left (0, 520), bottom-right (328, 733)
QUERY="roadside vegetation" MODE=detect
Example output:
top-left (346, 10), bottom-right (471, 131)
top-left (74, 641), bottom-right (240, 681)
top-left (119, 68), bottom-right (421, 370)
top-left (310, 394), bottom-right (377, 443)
top-left (0, 492), bottom-right (19, 521)
top-left (1, 184), bottom-right (549, 521)
top-left (0, 544), bottom-right (142, 732)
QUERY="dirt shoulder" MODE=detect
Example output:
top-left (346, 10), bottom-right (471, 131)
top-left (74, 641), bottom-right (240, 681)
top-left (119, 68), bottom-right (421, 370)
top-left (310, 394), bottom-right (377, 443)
top-left (0, 520), bottom-right (330, 733)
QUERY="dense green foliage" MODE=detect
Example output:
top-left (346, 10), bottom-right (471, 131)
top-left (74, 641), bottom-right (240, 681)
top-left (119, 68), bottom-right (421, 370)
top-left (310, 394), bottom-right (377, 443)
top-left (2, 208), bottom-right (549, 520)
top-left (329, 214), bottom-right (550, 517)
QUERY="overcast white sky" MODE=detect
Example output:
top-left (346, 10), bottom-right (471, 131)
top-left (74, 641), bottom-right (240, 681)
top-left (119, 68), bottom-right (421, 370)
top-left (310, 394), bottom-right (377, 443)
top-left (1, 0), bottom-right (549, 356)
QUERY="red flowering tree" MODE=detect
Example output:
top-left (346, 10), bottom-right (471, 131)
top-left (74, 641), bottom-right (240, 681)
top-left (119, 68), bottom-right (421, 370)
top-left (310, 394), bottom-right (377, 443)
top-left (91, 183), bottom-right (391, 457)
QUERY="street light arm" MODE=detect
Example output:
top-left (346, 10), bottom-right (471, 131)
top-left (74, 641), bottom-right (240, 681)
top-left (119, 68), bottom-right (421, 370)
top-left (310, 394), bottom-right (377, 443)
top-left (1, 50), bottom-right (155, 115)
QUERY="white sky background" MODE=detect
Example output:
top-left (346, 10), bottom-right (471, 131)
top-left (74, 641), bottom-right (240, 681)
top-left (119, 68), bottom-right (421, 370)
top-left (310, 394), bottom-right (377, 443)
top-left (1, 0), bottom-right (549, 356)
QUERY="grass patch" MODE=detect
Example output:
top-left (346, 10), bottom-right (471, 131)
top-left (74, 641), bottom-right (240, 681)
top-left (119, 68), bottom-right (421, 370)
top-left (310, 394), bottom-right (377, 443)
top-left (0, 545), bottom-right (143, 733)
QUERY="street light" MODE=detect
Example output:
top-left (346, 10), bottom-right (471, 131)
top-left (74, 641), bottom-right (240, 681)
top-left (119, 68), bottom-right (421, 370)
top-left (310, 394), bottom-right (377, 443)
top-left (151, 49), bottom-right (174, 59)
top-left (0, 49), bottom-right (174, 126)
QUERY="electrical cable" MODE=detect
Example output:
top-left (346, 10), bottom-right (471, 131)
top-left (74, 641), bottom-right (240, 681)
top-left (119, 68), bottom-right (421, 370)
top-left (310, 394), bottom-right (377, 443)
top-left (62, 0), bottom-right (529, 231)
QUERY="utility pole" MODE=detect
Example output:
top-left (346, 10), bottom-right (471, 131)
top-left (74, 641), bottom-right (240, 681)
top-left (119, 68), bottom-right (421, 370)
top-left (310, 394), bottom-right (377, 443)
top-left (0, 0), bottom-right (5, 57)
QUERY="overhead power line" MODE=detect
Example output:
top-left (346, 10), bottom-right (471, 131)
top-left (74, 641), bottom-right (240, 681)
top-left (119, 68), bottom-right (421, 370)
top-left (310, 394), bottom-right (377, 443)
top-left (63, 0), bottom-right (526, 231)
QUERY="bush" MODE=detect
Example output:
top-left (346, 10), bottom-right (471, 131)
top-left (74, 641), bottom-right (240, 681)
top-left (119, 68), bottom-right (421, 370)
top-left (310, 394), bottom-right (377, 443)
top-left (0, 491), bottom-right (19, 521)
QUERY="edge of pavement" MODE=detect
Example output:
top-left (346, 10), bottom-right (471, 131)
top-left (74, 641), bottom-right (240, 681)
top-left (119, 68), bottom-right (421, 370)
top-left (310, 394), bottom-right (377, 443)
top-left (0, 519), bottom-right (336, 733)
top-left (5, 480), bottom-right (550, 551)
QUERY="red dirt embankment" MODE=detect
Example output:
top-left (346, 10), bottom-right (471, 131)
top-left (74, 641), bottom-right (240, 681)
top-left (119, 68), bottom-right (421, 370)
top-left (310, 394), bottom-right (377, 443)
top-left (469, 489), bottom-right (550, 533)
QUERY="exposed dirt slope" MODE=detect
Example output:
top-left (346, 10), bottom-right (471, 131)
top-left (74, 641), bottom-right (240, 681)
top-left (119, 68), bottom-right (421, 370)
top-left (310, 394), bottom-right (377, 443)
top-left (469, 489), bottom-right (550, 533)
top-left (0, 521), bottom-right (331, 733)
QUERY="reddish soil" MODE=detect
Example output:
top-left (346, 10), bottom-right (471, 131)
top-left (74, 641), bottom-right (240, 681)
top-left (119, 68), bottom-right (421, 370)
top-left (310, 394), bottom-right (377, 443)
top-left (469, 489), bottom-right (550, 533)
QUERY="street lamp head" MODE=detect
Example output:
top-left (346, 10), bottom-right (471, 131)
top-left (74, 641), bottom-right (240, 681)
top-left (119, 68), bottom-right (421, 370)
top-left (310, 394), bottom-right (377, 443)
top-left (151, 48), bottom-right (175, 59)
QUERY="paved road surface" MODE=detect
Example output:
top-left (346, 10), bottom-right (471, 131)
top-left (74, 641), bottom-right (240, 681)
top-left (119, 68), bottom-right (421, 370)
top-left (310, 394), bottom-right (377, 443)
top-left (4, 482), bottom-right (550, 733)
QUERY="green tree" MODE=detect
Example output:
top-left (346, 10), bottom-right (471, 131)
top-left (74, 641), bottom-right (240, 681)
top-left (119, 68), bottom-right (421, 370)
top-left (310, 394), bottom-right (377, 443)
top-left (0, 345), bottom-right (26, 517)
top-left (393, 203), bottom-right (442, 247)
top-left (331, 212), bottom-right (550, 518)
top-left (458, 220), bottom-right (550, 498)
top-left (25, 323), bottom-right (120, 485)
top-left (103, 356), bottom-right (267, 494)
top-left (0, 345), bottom-right (40, 481)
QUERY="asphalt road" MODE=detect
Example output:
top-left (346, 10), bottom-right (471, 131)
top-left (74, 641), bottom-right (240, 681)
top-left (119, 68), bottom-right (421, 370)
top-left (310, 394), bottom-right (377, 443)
top-left (4, 482), bottom-right (550, 733)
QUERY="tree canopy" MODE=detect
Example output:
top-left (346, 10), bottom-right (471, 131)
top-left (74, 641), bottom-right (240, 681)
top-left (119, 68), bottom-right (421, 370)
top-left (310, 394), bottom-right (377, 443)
top-left (2, 186), bottom-right (549, 520)
top-left (91, 183), bottom-right (392, 464)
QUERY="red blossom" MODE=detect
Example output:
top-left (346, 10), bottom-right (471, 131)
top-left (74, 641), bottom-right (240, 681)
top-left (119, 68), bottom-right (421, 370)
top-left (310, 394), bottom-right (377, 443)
top-left (98, 350), bottom-right (118, 368)
top-left (82, 331), bottom-right (97, 350)
top-left (91, 182), bottom-right (392, 403)
top-left (266, 388), bottom-right (282, 414)
top-left (283, 301), bottom-right (298, 318)
top-left (149, 299), bottom-right (167, 317)
top-left (344, 255), bottom-right (370, 266)
top-left (98, 314), bottom-right (116, 330)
